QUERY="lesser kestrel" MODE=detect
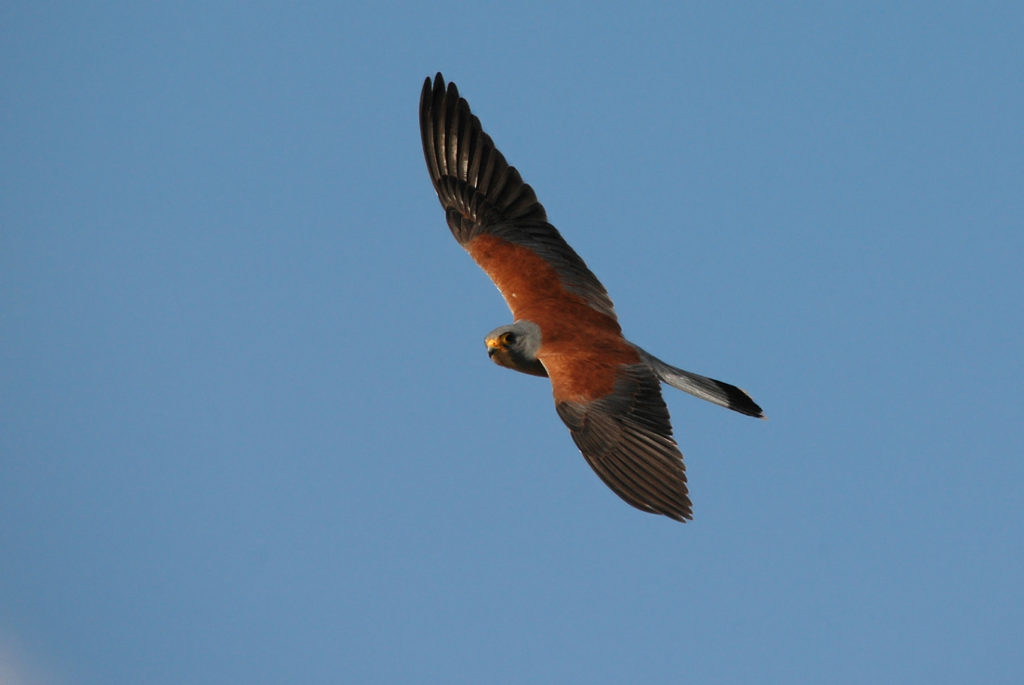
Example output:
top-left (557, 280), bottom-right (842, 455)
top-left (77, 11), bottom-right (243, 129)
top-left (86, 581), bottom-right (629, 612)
top-left (420, 73), bottom-right (763, 521)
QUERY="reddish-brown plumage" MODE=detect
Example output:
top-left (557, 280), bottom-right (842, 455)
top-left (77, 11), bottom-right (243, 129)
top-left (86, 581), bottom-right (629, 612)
top-left (465, 233), bottom-right (641, 402)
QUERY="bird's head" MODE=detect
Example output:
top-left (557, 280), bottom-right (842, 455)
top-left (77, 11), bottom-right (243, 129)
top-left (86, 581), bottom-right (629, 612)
top-left (484, 321), bottom-right (547, 377)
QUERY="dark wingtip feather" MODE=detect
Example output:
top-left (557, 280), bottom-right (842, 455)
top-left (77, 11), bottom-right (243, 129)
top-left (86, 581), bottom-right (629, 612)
top-left (722, 383), bottom-right (765, 419)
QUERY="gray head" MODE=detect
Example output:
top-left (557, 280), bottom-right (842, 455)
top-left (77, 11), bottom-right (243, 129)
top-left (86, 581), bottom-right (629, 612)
top-left (484, 320), bottom-right (547, 377)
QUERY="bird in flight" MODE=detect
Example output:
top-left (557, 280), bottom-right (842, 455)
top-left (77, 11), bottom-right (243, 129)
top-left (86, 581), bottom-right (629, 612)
top-left (419, 73), bottom-right (763, 522)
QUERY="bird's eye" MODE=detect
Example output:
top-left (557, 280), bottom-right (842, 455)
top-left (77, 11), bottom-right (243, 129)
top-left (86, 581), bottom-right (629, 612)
top-left (501, 332), bottom-right (516, 345)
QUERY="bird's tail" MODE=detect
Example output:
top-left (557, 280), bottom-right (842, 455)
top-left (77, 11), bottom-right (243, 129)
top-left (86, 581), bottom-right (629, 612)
top-left (635, 348), bottom-right (765, 418)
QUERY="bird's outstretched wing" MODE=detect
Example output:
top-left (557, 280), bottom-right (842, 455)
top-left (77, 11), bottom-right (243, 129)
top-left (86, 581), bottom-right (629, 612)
top-left (556, 364), bottom-right (692, 521)
top-left (419, 73), bottom-right (617, 323)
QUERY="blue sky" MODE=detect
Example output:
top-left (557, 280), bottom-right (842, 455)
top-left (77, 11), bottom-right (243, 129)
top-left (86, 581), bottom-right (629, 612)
top-left (2, 2), bottom-right (1022, 683)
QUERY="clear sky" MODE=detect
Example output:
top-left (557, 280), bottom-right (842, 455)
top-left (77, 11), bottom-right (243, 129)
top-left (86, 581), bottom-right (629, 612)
top-left (2, 2), bottom-right (1022, 684)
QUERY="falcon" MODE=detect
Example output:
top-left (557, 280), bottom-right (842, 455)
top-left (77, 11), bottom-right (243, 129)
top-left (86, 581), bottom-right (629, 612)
top-left (419, 73), bottom-right (764, 522)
